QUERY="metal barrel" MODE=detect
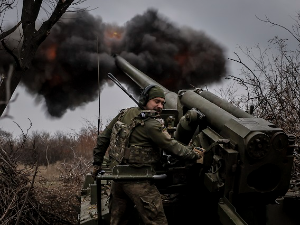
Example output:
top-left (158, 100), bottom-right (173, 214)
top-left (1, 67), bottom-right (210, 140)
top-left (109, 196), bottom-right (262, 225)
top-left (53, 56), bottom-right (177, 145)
top-left (180, 90), bottom-right (237, 132)
top-left (114, 55), bottom-right (178, 109)
top-left (199, 90), bottom-right (253, 118)
top-left (114, 55), bottom-right (238, 132)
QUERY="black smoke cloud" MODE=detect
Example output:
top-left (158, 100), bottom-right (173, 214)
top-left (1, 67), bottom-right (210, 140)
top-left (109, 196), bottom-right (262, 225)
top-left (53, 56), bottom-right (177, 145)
top-left (1, 9), bottom-right (227, 117)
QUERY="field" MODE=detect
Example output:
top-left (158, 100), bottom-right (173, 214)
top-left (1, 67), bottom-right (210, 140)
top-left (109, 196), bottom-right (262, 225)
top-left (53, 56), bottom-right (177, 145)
top-left (0, 122), bottom-right (96, 224)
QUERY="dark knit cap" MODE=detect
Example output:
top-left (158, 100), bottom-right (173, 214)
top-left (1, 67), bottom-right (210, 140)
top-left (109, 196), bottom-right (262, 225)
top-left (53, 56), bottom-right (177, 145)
top-left (148, 86), bottom-right (165, 100)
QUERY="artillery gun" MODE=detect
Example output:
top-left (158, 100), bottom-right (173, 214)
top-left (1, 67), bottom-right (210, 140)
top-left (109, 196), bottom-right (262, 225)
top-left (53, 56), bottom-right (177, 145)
top-left (80, 55), bottom-right (299, 225)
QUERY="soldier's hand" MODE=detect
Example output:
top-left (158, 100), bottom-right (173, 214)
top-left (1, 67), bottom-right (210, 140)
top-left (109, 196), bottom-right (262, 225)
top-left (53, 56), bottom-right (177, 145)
top-left (92, 165), bottom-right (102, 180)
top-left (193, 147), bottom-right (205, 164)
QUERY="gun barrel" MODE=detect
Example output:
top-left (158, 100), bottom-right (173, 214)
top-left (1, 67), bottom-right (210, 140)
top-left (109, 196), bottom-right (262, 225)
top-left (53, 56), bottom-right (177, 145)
top-left (114, 55), bottom-right (178, 109)
top-left (180, 90), bottom-right (237, 132)
top-left (199, 91), bottom-right (253, 118)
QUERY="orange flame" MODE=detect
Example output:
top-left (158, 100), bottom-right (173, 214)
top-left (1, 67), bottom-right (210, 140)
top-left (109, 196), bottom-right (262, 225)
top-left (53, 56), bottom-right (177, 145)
top-left (105, 30), bottom-right (122, 39)
top-left (104, 28), bottom-right (123, 49)
top-left (46, 44), bottom-right (57, 61)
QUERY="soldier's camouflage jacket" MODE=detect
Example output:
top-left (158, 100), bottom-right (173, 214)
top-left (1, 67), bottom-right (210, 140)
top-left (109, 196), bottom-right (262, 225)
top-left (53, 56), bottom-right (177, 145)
top-left (93, 107), bottom-right (198, 167)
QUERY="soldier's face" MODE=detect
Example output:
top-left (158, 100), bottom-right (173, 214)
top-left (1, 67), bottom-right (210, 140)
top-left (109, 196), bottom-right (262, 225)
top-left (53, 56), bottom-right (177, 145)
top-left (145, 97), bottom-right (165, 113)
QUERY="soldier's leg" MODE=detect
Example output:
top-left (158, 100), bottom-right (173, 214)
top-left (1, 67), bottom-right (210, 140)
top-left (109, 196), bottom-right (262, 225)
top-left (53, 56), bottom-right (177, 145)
top-left (123, 181), bottom-right (168, 225)
top-left (110, 181), bottom-right (135, 225)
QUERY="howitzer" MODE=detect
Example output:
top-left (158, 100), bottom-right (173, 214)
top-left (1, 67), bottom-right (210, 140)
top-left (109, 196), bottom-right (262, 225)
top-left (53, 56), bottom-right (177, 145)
top-left (79, 55), bottom-right (299, 225)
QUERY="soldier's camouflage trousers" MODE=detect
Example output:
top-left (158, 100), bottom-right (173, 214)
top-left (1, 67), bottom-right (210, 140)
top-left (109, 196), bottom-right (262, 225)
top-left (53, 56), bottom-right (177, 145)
top-left (110, 180), bottom-right (168, 225)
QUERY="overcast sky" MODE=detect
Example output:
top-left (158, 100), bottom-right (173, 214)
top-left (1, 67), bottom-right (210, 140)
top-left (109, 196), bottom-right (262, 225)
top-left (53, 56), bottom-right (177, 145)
top-left (0, 0), bottom-right (299, 137)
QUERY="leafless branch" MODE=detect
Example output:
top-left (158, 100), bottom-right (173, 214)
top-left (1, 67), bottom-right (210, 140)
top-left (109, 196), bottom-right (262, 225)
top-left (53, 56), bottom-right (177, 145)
top-left (256, 15), bottom-right (300, 43)
top-left (15, 162), bottom-right (39, 225)
top-left (0, 64), bottom-right (19, 119)
top-left (0, 21), bottom-right (21, 41)
top-left (0, 0), bottom-right (17, 14)
top-left (1, 40), bottom-right (21, 68)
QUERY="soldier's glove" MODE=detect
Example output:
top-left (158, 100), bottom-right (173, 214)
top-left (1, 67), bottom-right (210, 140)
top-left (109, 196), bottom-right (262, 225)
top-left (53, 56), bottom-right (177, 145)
top-left (193, 147), bottom-right (205, 164)
top-left (92, 165), bottom-right (102, 180)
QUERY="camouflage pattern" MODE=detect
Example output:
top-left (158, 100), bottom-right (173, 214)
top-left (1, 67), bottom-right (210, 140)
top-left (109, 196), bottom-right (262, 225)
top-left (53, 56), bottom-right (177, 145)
top-left (110, 180), bottom-right (168, 225)
top-left (109, 121), bottom-right (130, 163)
top-left (108, 108), bottom-right (132, 163)
top-left (93, 107), bottom-right (198, 166)
top-left (126, 145), bottom-right (160, 164)
top-left (109, 110), bottom-right (161, 164)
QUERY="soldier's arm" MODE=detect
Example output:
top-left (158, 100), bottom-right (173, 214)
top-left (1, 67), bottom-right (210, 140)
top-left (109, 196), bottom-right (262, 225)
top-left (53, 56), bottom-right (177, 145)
top-left (146, 119), bottom-right (198, 161)
top-left (92, 114), bottom-right (119, 166)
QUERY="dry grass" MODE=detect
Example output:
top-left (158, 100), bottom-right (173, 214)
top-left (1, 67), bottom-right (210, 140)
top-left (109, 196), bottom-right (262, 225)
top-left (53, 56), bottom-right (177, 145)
top-left (1, 158), bottom-right (91, 224)
top-left (34, 180), bottom-right (81, 225)
top-left (0, 121), bottom-right (96, 224)
top-left (38, 164), bottom-right (60, 181)
top-left (33, 158), bottom-right (92, 224)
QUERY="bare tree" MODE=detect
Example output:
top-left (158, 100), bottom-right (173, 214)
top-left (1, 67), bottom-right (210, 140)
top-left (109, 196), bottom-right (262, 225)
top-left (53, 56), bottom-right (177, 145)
top-left (0, 0), bottom-right (86, 116)
top-left (0, 1), bottom-right (18, 36)
top-left (228, 12), bottom-right (300, 139)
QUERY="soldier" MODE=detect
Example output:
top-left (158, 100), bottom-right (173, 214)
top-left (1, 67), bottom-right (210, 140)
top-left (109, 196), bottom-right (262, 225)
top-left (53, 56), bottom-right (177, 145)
top-left (92, 85), bottom-right (203, 225)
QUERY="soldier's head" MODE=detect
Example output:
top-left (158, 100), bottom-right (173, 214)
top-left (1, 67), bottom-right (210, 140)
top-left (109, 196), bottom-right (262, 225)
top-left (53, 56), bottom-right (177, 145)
top-left (139, 85), bottom-right (165, 113)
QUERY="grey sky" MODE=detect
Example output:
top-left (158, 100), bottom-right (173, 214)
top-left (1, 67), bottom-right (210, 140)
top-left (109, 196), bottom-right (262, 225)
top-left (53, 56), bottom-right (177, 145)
top-left (0, 0), bottom-right (299, 136)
